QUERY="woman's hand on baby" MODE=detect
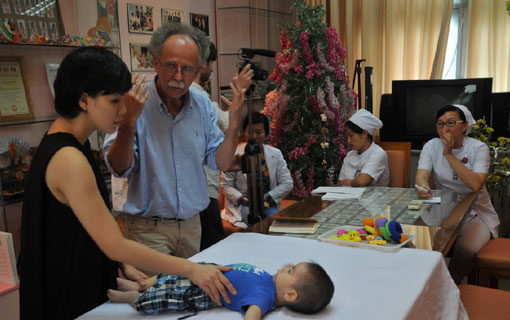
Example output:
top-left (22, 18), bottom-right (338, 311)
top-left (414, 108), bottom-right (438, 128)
top-left (188, 264), bottom-right (236, 306)
top-left (121, 263), bottom-right (149, 289)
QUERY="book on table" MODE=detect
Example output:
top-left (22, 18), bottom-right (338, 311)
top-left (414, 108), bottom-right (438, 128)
top-left (269, 217), bottom-right (320, 234)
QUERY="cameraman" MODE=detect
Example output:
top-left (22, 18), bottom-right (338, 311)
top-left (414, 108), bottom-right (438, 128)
top-left (221, 112), bottom-right (293, 229)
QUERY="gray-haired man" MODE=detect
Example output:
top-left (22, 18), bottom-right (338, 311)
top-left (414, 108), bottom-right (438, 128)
top-left (103, 23), bottom-right (248, 267)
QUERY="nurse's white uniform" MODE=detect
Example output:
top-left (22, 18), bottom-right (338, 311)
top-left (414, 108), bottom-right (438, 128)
top-left (339, 142), bottom-right (390, 187)
top-left (418, 137), bottom-right (499, 236)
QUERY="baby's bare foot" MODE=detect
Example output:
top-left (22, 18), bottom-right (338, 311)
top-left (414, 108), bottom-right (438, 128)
top-left (107, 289), bottom-right (139, 303)
top-left (116, 277), bottom-right (140, 292)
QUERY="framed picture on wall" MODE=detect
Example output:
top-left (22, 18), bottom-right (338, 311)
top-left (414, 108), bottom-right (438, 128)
top-left (127, 3), bottom-right (153, 34)
top-left (16, 19), bottom-right (26, 39)
top-left (1, 0), bottom-right (11, 14)
top-left (130, 43), bottom-right (154, 72)
top-left (190, 13), bottom-right (209, 36)
top-left (27, 19), bottom-right (37, 37)
top-left (0, 56), bottom-right (35, 122)
top-left (97, 0), bottom-right (119, 31)
top-left (38, 20), bottom-right (48, 38)
top-left (12, 0), bottom-right (21, 15)
top-left (0, 0), bottom-right (61, 43)
top-left (161, 8), bottom-right (183, 26)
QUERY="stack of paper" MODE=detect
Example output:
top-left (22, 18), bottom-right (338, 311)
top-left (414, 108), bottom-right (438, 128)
top-left (312, 186), bottom-right (366, 200)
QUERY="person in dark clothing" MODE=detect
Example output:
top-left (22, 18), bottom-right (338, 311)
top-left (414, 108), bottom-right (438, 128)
top-left (18, 46), bottom-right (239, 320)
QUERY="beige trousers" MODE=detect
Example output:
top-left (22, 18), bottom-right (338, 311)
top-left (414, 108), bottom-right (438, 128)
top-left (120, 213), bottom-right (201, 273)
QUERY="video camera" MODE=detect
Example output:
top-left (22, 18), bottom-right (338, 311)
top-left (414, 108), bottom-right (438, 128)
top-left (237, 48), bottom-right (276, 81)
top-left (238, 60), bottom-right (268, 81)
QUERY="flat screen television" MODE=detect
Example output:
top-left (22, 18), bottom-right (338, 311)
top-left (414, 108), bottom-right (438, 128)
top-left (381, 78), bottom-right (493, 149)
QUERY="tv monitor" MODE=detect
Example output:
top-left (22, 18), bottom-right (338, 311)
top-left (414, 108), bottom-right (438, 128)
top-left (381, 78), bottom-right (493, 149)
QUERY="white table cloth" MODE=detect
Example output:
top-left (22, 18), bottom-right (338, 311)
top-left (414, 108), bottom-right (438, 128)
top-left (79, 233), bottom-right (467, 320)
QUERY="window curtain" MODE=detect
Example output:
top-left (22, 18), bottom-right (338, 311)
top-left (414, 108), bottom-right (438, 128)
top-left (466, 0), bottom-right (510, 92)
top-left (327, 0), bottom-right (452, 117)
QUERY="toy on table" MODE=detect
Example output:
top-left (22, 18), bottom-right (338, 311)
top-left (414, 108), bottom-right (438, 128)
top-left (363, 217), bottom-right (408, 244)
top-left (327, 218), bottom-right (409, 246)
top-left (330, 229), bottom-right (363, 242)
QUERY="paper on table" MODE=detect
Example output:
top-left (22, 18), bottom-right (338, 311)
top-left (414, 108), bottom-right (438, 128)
top-left (312, 186), bottom-right (366, 196)
top-left (322, 192), bottom-right (362, 200)
top-left (424, 197), bottom-right (441, 204)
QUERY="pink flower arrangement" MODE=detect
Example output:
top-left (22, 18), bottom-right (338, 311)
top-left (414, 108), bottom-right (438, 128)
top-left (288, 146), bottom-right (308, 160)
top-left (262, 1), bottom-right (356, 197)
top-left (325, 26), bottom-right (347, 81)
top-left (306, 168), bottom-right (315, 194)
top-left (292, 170), bottom-right (308, 198)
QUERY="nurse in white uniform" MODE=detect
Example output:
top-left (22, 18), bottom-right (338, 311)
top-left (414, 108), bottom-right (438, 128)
top-left (415, 104), bottom-right (499, 284)
top-left (338, 109), bottom-right (389, 187)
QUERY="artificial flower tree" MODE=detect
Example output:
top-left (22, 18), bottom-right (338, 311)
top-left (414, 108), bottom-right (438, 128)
top-left (262, 1), bottom-right (357, 198)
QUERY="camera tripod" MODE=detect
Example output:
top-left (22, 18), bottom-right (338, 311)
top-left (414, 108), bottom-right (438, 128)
top-left (241, 95), bottom-right (265, 225)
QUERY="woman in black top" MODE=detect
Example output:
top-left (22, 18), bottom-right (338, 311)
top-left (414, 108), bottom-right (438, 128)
top-left (19, 47), bottom-right (241, 319)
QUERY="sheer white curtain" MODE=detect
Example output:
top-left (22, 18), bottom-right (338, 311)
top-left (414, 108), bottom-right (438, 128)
top-left (466, 0), bottom-right (510, 92)
top-left (328, 0), bottom-right (453, 116)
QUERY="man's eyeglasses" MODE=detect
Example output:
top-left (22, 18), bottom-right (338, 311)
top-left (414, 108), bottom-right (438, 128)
top-left (435, 120), bottom-right (464, 128)
top-left (160, 61), bottom-right (196, 78)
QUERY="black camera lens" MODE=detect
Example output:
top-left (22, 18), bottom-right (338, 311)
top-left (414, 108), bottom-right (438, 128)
top-left (238, 60), bottom-right (268, 81)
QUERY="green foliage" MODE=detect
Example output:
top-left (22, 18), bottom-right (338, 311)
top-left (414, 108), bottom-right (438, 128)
top-left (469, 118), bottom-right (510, 191)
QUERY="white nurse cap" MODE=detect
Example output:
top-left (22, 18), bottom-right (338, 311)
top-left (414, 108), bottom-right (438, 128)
top-left (452, 104), bottom-right (475, 135)
top-left (348, 109), bottom-right (383, 136)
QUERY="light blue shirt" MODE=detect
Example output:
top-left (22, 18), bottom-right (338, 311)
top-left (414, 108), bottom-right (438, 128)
top-left (103, 79), bottom-right (224, 219)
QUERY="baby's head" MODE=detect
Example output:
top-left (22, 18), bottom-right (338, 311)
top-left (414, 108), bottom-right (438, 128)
top-left (274, 261), bottom-right (334, 314)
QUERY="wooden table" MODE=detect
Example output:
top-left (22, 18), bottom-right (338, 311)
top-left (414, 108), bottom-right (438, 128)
top-left (246, 187), bottom-right (476, 255)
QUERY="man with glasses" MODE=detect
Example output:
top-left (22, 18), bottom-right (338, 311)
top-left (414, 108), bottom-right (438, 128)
top-left (103, 23), bottom-right (250, 277)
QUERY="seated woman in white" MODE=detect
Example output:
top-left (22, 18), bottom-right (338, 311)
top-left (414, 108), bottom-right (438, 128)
top-left (338, 109), bottom-right (389, 187)
top-left (221, 112), bottom-right (293, 229)
top-left (415, 104), bottom-right (499, 284)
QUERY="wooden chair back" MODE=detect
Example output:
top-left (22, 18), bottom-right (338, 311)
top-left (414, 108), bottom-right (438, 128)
top-left (376, 141), bottom-right (411, 188)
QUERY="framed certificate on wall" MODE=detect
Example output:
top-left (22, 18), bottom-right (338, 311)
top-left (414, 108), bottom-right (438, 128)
top-left (0, 56), bottom-right (34, 122)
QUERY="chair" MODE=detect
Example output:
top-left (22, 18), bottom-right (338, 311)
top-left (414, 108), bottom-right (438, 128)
top-left (218, 185), bottom-right (244, 235)
top-left (476, 238), bottom-right (510, 288)
top-left (376, 141), bottom-right (411, 188)
top-left (459, 284), bottom-right (510, 319)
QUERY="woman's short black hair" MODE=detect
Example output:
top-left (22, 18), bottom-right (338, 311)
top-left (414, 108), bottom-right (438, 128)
top-left (242, 112), bottom-right (269, 135)
top-left (435, 105), bottom-right (467, 122)
top-left (54, 47), bottom-right (132, 119)
top-left (345, 120), bottom-right (373, 141)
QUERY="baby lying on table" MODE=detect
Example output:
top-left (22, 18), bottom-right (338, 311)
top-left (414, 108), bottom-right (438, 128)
top-left (108, 261), bottom-right (334, 319)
